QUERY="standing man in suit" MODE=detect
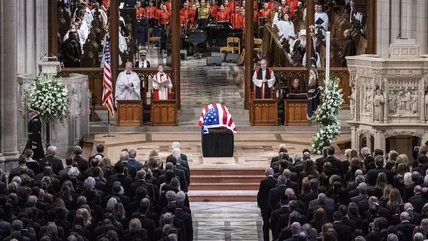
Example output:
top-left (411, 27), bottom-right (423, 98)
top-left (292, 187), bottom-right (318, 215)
top-left (257, 168), bottom-right (277, 241)
top-left (73, 145), bottom-right (88, 173)
top-left (269, 175), bottom-right (287, 211)
top-left (333, 211), bottom-right (352, 241)
top-left (41, 146), bottom-right (64, 175)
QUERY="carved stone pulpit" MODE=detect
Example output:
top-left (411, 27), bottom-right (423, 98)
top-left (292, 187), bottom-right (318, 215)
top-left (346, 39), bottom-right (428, 157)
top-left (17, 60), bottom-right (89, 156)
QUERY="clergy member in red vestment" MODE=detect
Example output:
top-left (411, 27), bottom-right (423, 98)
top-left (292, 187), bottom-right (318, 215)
top-left (252, 59), bottom-right (276, 99)
top-left (216, 5), bottom-right (230, 22)
top-left (230, 6), bottom-right (242, 29)
top-left (152, 65), bottom-right (173, 100)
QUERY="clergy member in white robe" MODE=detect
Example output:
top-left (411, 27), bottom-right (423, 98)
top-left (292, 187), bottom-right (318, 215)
top-left (315, 4), bottom-right (328, 39)
top-left (152, 65), bottom-right (173, 100)
top-left (277, 13), bottom-right (295, 40)
top-left (115, 62), bottom-right (141, 102)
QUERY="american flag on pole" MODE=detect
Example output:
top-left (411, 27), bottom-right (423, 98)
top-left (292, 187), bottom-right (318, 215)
top-left (102, 36), bottom-right (115, 116)
top-left (198, 104), bottom-right (237, 134)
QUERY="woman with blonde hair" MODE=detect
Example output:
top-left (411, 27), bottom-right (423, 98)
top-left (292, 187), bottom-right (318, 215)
top-left (76, 208), bottom-right (92, 229)
top-left (374, 172), bottom-right (388, 198)
top-left (100, 156), bottom-right (113, 178)
top-left (124, 218), bottom-right (149, 240)
top-left (148, 155), bottom-right (163, 178)
top-left (386, 188), bottom-right (403, 215)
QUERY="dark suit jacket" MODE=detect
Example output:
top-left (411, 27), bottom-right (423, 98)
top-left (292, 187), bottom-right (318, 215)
top-left (285, 180), bottom-right (299, 194)
top-left (300, 190), bottom-right (318, 208)
top-left (74, 155), bottom-right (89, 173)
top-left (325, 156), bottom-right (344, 176)
top-left (42, 156), bottom-right (64, 174)
top-left (315, 156), bottom-right (327, 173)
top-left (175, 208), bottom-right (193, 241)
top-left (108, 173), bottom-right (133, 195)
top-left (270, 206), bottom-right (289, 239)
top-left (366, 167), bottom-right (393, 186)
top-left (363, 156), bottom-right (375, 171)
top-left (268, 185), bottom-right (286, 211)
top-left (176, 165), bottom-right (190, 187)
top-left (0, 220), bottom-right (10, 241)
top-left (408, 194), bottom-right (427, 213)
top-left (396, 222), bottom-right (417, 241)
top-left (308, 197), bottom-right (335, 210)
top-left (350, 194), bottom-right (367, 204)
top-left (173, 167), bottom-right (188, 192)
top-left (95, 178), bottom-right (108, 195)
top-left (333, 222), bottom-right (352, 241)
top-left (342, 216), bottom-right (357, 230)
top-left (257, 176), bottom-right (277, 211)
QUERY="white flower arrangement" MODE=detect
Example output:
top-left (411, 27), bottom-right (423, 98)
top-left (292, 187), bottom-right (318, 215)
top-left (26, 74), bottom-right (70, 123)
top-left (311, 77), bottom-right (344, 154)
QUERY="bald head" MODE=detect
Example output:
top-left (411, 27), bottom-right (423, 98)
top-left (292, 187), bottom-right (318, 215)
top-left (265, 168), bottom-right (274, 176)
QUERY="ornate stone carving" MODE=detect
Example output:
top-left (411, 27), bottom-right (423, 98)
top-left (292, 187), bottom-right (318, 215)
top-left (425, 89), bottom-right (428, 122)
top-left (373, 86), bottom-right (385, 122)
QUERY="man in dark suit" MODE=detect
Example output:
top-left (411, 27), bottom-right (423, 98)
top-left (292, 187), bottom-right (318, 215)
top-left (308, 186), bottom-right (335, 210)
top-left (257, 168), bottom-right (277, 241)
top-left (408, 185), bottom-right (427, 213)
top-left (58, 156), bottom-right (74, 182)
top-left (283, 169), bottom-right (299, 194)
top-left (315, 146), bottom-right (329, 173)
top-left (93, 167), bottom-right (108, 196)
top-left (73, 145), bottom-right (88, 173)
top-left (41, 145), bottom-right (63, 175)
top-left (300, 178), bottom-right (320, 208)
top-left (350, 182), bottom-right (368, 203)
top-left (170, 143), bottom-right (190, 170)
top-left (0, 209), bottom-right (10, 240)
top-left (164, 156), bottom-right (188, 192)
top-left (175, 205), bottom-right (193, 241)
top-left (88, 143), bottom-right (105, 161)
top-left (270, 144), bottom-right (289, 167)
top-left (361, 147), bottom-right (375, 171)
top-left (268, 175), bottom-right (287, 211)
top-left (338, 205), bottom-right (357, 230)
top-left (396, 212), bottom-right (417, 241)
top-left (8, 156), bottom-right (35, 183)
top-left (307, 193), bottom-right (335, 220)
top-left (366, 155), bottom-right (393, 186)
top-left (108, 162), bottom-right (133, 195)
top-left (324, 146), bottom-right (344, 176)
top-left (270, 196), bottom-right (290, 240)
top-left (332, 211), bottom-right (352, 241)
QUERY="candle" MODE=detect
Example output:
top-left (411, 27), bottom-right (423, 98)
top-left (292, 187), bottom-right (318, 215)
top-left (325, 31), bottom-right (330, 88)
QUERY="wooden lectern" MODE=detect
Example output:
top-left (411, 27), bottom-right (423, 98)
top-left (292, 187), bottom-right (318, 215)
top-left (116, 100), bottom-right (143, 126)
top-left (284, 99), bottom-right (310, 126)
top-left (250, 99), bottom-right (278, 126)
top-left (151, 99), bottom-right (178, 126)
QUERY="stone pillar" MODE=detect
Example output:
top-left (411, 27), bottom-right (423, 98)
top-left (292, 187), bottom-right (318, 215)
top-left (351, 127), bottom-right (360, 150)
top-left (17, 0), bottom-right (49, 76)
top-left (0, 0), bottom-right (19, 171)
top-left (416, 0), bottom-right (428, 54)
top-left (374, 131), bottom-right (386, 152)
top-left (171, 0), bottom-right (181, 108)
top-left (376, 0), bottom-right (391, 57)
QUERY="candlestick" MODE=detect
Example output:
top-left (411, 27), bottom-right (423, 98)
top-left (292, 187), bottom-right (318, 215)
top-left (326, 31), bottom-right (330, 89)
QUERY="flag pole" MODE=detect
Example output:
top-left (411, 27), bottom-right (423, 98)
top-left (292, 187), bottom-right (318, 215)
top-left (325, 31), bottom-right (330, 92)
top-left (104, 112), bottom-right (115, 138)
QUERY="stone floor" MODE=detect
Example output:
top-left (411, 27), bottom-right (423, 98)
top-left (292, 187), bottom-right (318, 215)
top-left (191, 202), bottom-right (262, 241)
top-left (88, 49), bottom-right (350, 241)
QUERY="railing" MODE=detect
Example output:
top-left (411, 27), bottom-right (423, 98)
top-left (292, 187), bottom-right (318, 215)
top-left (263, 25), bottom-right (294, 67)
top-left (57, 67), bottom-right (173, 106)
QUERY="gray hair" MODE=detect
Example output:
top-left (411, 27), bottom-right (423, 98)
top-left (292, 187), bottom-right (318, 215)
top-left (283, 169), bottom-right (291, 179)
top-left (125, 62), bottom-right (133, 68)
top-left (357, 182), bottom-right (368, 193)
top-left (278, 175), bottom-right (286, 185)
top-left (176, 191), bottom-right (186, 202)
top-left (413, 233), bottom-right (424, 241)
top-left (290, 222), bottom-right (301, 235)
top-left (361, 147), bottom-right (371, 157)
top-left (356, 174), bottom-right (365, 184)
top-left (107, 197), bottom-right (118, 210)
top-left (162, 213), bottom-right (174, 225)
top-left (120, 151), bottom-right (129, 161)
top-left (137, 169), bottom-right (146, 179)
top-left (400, 211), bottom-right (410, 222)
top-left (94, 155), bottom-right (103, 163)
top-left (27, 195), bottom-right (37, 206)
top-left (265, 168), bottom-right (274, 176)
top-left (404, 202), bottom-right (413, 211)
top-left (368, 196), bottom-right (379, 206)
top-left (387, 234), bottom-right (398, 241)
top-left (355, 169), bottom-right (363, 177)
top-left (166, 191), bottom-right (176, 203)
top-left (46, 145), bottom-right (57, 156)
top-left (403, 172), bottom-right (413, 186)
top-left (129, 149), bottom-right (137, 159)
top-left (318, 193), bottom-right (327, 204)
top-left (172, 148), bottom-right (181, 160)
top-left (84, 177), bottom-right (95, 190)
top-left (172, 142), bottom-right (180, 149)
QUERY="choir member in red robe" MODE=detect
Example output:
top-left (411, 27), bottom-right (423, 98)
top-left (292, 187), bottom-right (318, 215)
top-left (230, 6), bottom-right (243, 29)
top-left (216, 5), bottom-right (230, 22)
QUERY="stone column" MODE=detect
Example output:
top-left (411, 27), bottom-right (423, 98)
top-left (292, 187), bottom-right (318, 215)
top-left (0, 0), bottom-right (19, 171)
top-left (374, 131), bottom-right (386, 152)
top-left (376, 0), bottom-right (391, 57)
top-left (416, 0), bottom-right (428, 54)
top-left (351, 127), bottom-right (360, 150)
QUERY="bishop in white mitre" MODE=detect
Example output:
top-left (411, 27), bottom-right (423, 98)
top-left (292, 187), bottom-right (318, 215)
top-left (115, 62), bottom-right (141, 101)
top-left (152, 64), bottom-right (173, 100)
